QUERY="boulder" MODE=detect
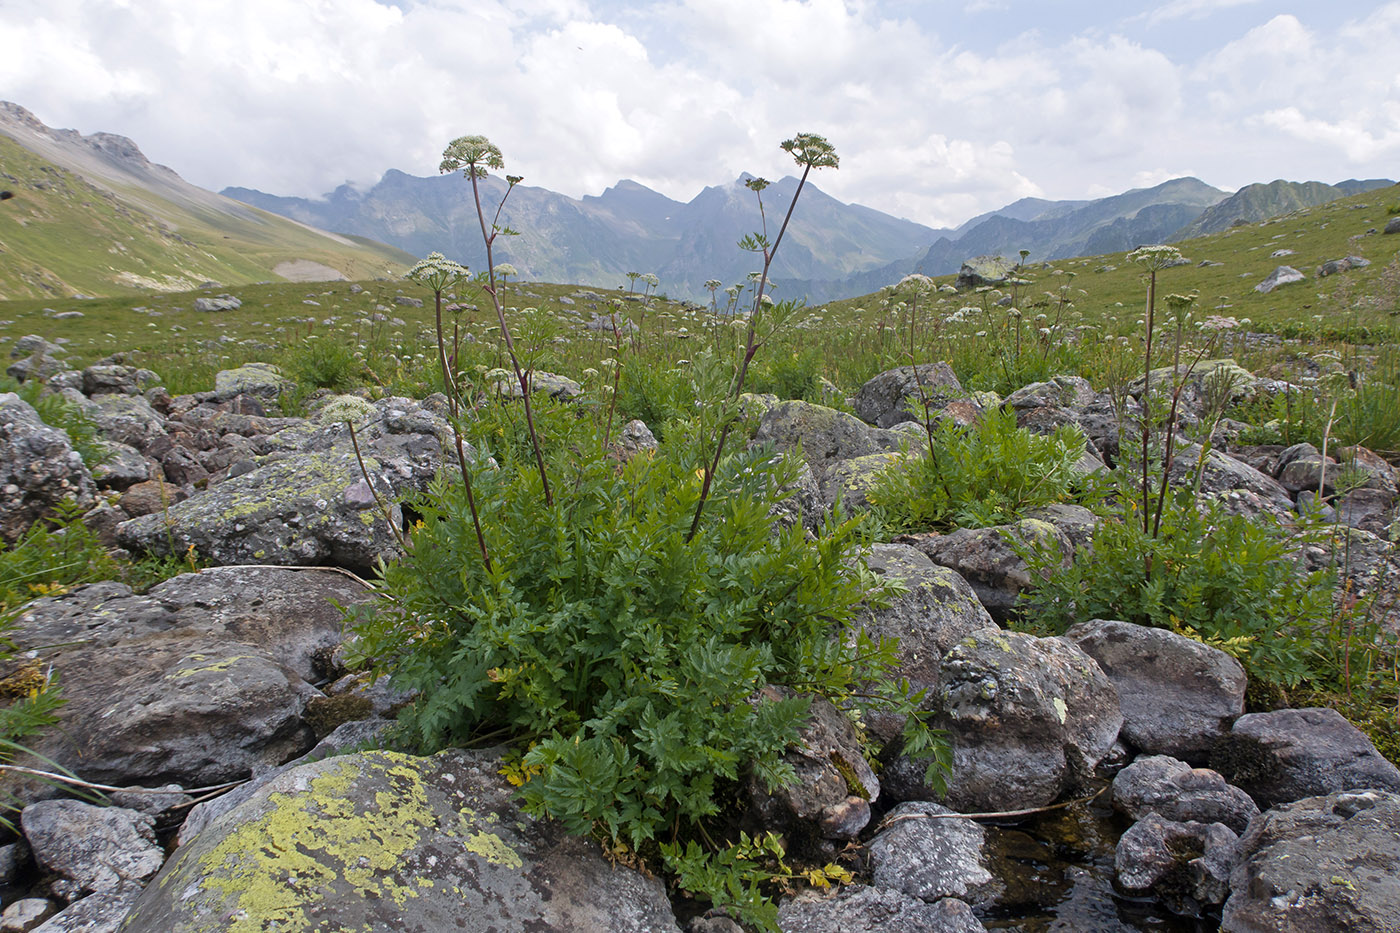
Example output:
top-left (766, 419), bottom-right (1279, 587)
top-left (192, 295), bottom-right (241, 312)
top-left (778, 886), bottom-right (986, 933)
top-left (1111, 755), bottom-right (1259, 833)
top-left (1254, 266), bottom-right (1304, 294)
top-left (117, 397), bottom-right (450, 568)
top-left (492, 370), bottom-right (583, 401)
top-left (121, 749), bottom-right (681, 933)
top-left (753, 400), bottom-right (905, 496)
top-left (1, 569), bottom-right (371, 805)
top-left (70, 393), bottom-right (166, 450)
top-left (868, 802), bottom-right (997, 905)
top-left (748, 691), bottom-right (880, 845)
top-left (81, 364), bottom-right (158, 397)
top-left (1002, 375), bottom-right (1096, 412)
top-left (211, 362), bottom-right (292, 401)
top-left (853, 363), bottom-right (964, 429)
top-left (90, 441), bottom-right (150, 490)
top-left (0, 393), bottom-right (97, 543)
top-left (30, 888), bottom-right (142, 933)
top-left (1211, 707), bottom-right (1400, 809)
top-left (907, 520), bottom-right (1072, 622)
top-left (1222, 790), bottom-right (1400, 933)
top-left (19, 800), bottom-right (163, 901)
top-left (1166, 442), bottom-right (1295, 520)
top-left (1275, 442), bottom-right (1333, 494)
top-left (886, 631), bottom-right (1122, 812)
top-left (1385, 216), bottom-right (1400, 235)
top-left (956, 255), bottom-right (1014, 289)
top-left (824, 452), bottom-right (901, 511)
top-left (1066, 619), bottom-right (1246, 760)
top-left (1115, 813), bottom-right (1237, 913)
top-left (849, 544), bottom-right (995, 743)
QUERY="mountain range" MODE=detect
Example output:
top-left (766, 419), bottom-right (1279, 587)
top-left (0, 99), bottom-right (1391, 303)
top-left (227, 170), bottom-right (1393, 302)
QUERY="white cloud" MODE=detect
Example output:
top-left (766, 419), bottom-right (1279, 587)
top-left (0, 0), bottom-right (1396, 231)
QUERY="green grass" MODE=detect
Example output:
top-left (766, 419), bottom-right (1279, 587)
top-left (0, 136), bottom-right (415, 302)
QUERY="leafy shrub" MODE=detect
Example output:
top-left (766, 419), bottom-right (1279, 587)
top-left (747, 348), bottom-right (827, 403)
top-left (868, 407), bottom-right (1086, 532)
top-left (284, 337), bottom-right (362, 393)
top-left (348, 404), bottom-right (939, 926)
top-left (614, 363), bottom-right (694, 439)
top-left (1020, 482), bottom-right (1334, 688)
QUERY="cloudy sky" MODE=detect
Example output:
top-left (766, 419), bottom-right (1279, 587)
top-left (4, 0), bottom-right (1398, 229)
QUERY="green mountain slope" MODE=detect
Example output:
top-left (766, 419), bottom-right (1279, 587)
top-left (0, 105), bottom-right (414, 300)
top-left (1169, 178), bottom-right (1395, 241)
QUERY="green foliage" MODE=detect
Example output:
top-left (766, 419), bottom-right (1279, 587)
top-left (349, 403), bottom-right (939, 924)
top-left (1020, 480), bottom-right (1334, 688)
top-left (283, 337), bottom-right (363, 393)
top-left (746, 348), bottom-right (828, 404)
top-left (868, 408), bottom-right (1086, 533)
top-left (0, 502), bottom-right (122, 615)
top-left (0, 377), bottom-right (109, 468)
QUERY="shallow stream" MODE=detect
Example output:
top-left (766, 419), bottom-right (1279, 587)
top-left (975, 786), bottom-right (1218, 932)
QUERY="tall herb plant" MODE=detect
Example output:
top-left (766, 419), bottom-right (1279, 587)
top-left (350, 133), bottom-right (944, 929)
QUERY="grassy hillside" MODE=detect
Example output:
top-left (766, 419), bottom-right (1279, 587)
top-left (0, 181), bottom-right (1396, 403)
top-left (0, 136), bottom-right (415, 301)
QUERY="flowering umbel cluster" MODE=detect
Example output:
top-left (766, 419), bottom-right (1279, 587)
top-left (406, 252), bottom-right (469, 292)
top-left (440, 135), bottom-right (505, 178)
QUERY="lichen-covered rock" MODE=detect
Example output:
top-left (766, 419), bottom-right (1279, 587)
top-left (853, 363), bottom-right (964, 429)
top-left (1115, 813), bottom-right (1237, 913)
top-left (0, 393), bottom-right (97, 543)
top-left (20, 800), bottom-right (164, 901)
top-left (1221, 790), bottom-right (1400, 933)
top-left (748, 690), bottom-right (880, 845)
top-left (33, 887), bottom-right (142, 933)
top-left (1003, 376), bottom-right (1096, 412)
top-left (849, 544), bottom-right (994, 743)
top-left (1211, 707), bottom-right (1400, 809)
top-left (211, 362), bottom-right (292, 401)
top-left (753, 400), bottom-right (906, 496)
top-left (955, 256), bottom-right (1013, 289)
top-left (1112, 755), bottom-right (1259, 833)
top-left (908, 520), bottom-right (1072, 622)
top-left (779, 886), bottom-right (986, 933)
top-left (0, 570), bottom-right (372, 807)
top-left (1066, 619), bottom-right (1246, 761)
top-left (117, 450), bottom-right (401, 567)
top-left (1275, 442), bottom-right (1332, 494)
top-left (121, 749), bottom-right (681, 933)
top-left (825, 451), bottom-right (901, 511)
top-left (868, 802), bottom-right (997, 905)
top-left (1254, 265), bottom-right (1304, 294)
top-left (492, 370), bottom-right (583, 401)
top-left (1166, 443), bottom-right (1295, 520)
top-left (91, 441), bottom-right (150, 490)
top-left (886, 630), bottom-right (1122, 811)
top-left (68, 392), bottom-right (167, 451)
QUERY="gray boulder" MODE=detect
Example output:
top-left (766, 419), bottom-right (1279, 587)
top-left (1254, 266), bottom-right (1304, 293)
top-left (32, 888), bottom-right (142, 933)
top-left (90, 441), bottom-right (150, 490)
top-left (1385, 216), bottom-right (1400, 235)
top-left (492, 370), bottom-right (583, 401)
top-left (81, 364), bottom-right (158, 397)
top-left (192, 295), bottom-right (241, 312)
top-left (1167, 442), bottom-right (1295, 519)
top-left (868, 802), bottom-right (997, 905)
top-left (0, 393), bottom-right (97, 543)
top-left (1222, 789), bottom-right (1400, 933)
top-left (1275, 442), bottom-right (1332, 494)
top-left (122, 749), bottom-right (681, 933)
top-left (117, 398), bottom-right (450, 568)
top-left (70, 393), bottom-right (166, 450)
top-left (211, 362), bottom-right (292, 401)
top-left (1003, 375), bottom-right (1096, 412)
top-left (1212, 707), bottom-right (1400, 809)
top-left (853, 363), bottom-right (964, 428)
top-left (850, 544), bottom-right (995, 743)
top-left (1066, 619), bottom-right (1246, 760)
top-left (748, 690), bottom-right (880, 844)
top-left (1, 569), bottom-right (371, 805)
top-left (909, 519), bottom-right (1072, 622)
top-left (887, 630), bottom-right (1122, 811)
top-left (956, 255), bottom-right (1013, 289)
top-left (779, 887), bottom-right (985, 933)
top-left (1116, 813), bottom-right (1238, 912)
top-left (20, 801), bottom-right (163, 901)
top-left (1112, 755), bottom-right (1259, 833)
top-left (753, 400), bottom-right (905, 497)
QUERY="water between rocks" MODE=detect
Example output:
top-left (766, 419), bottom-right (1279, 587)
top-left (976, 783), bottom-right (1214, 932)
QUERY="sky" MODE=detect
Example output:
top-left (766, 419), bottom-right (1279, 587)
top-left (3, 0), bottom-right (1398, 230)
